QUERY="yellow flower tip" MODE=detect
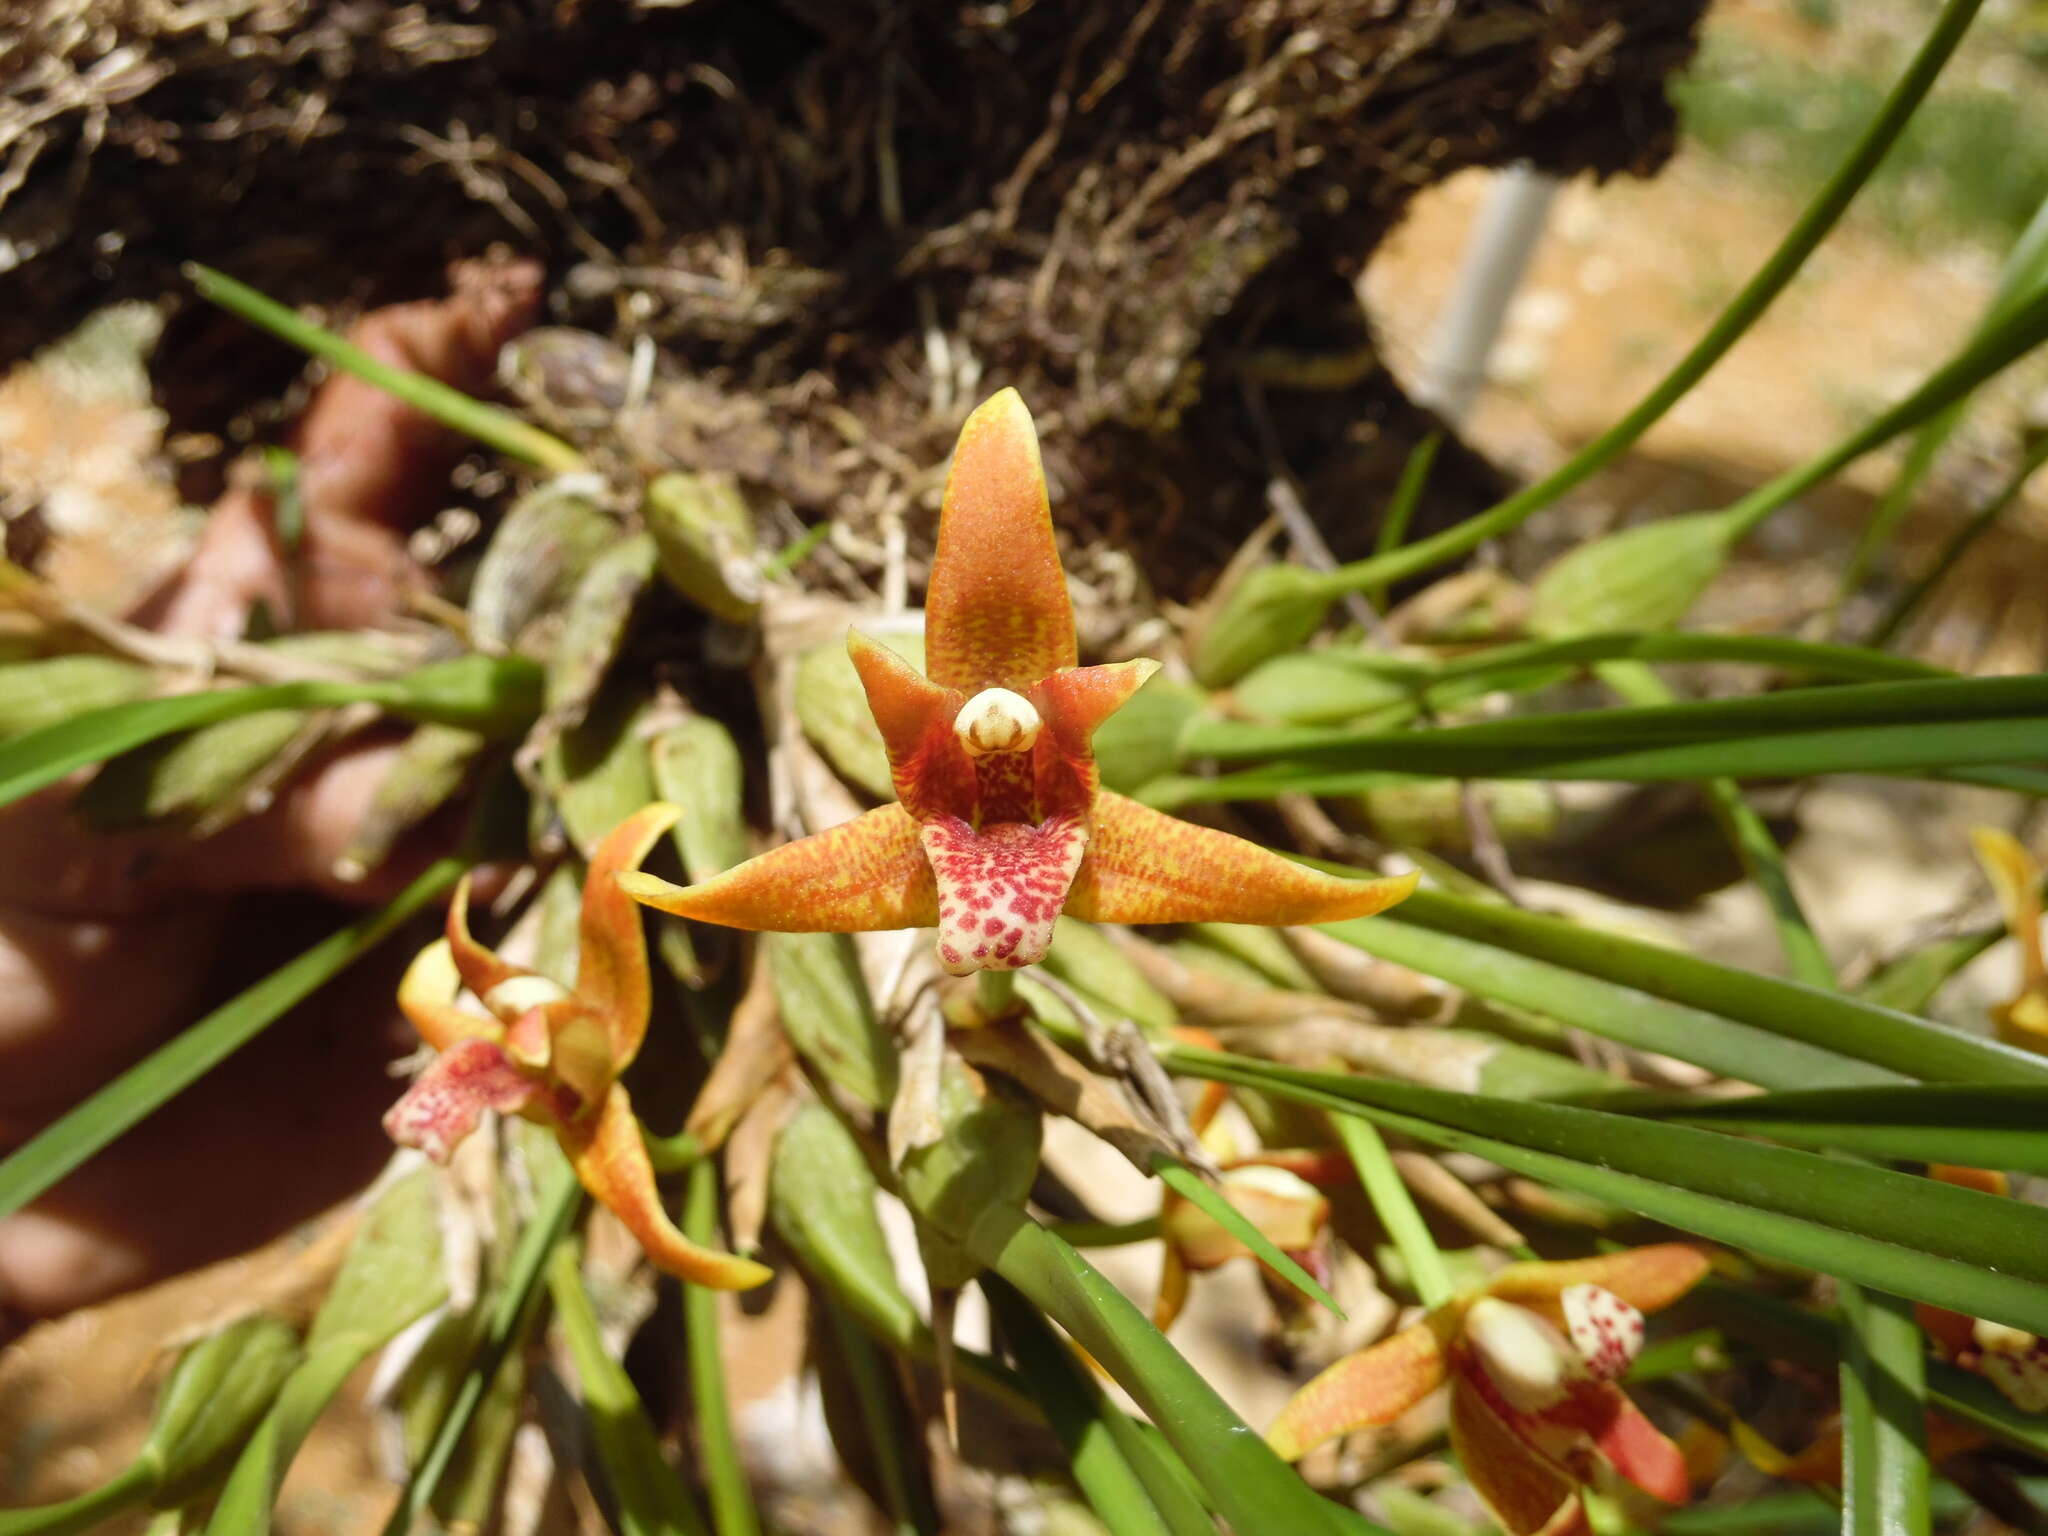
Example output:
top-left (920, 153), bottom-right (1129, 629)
top-left (615, 867), bottom-right (689, 911)
top-left (1318, 866), bottom-right (1421, 923)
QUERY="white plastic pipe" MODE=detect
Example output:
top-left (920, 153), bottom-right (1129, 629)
top-left (1415, 164), bottom-right (1560, 426)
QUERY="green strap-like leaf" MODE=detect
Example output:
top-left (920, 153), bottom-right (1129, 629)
top-left (0, 655), bottom-right (542, 811)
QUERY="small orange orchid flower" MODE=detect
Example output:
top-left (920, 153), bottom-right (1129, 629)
top-left (1269, 1245), bottom-right (1711, 1536)
top-left (384, 805), bottom-right (770, 1290)
top-left (620, 389), bottom-right (1416, 976)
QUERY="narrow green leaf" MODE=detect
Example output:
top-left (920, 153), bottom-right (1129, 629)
top-left (966, 1208), bottom-right (1382, 1536)
top-left (1372, 888), bottom-right (2048, 1086)
top-left (1640, 1084), bottom-right (2048, 1172)
top-left (814, 1296), bottom-right (942, 1536)
top-left (1840, 1285), bottom-right (1930, 1536)
top-left (0, 655), bottom-right (542, 811)
top-left (185, 264), bottom-right (586, 472)
top-left (1318, 905), bottom-right (1897, 1090)
top-left (381, 1149), bottom-right (583, 1536)
top-left (1366, 430), bottom-right (1442, 610)
top-left (548, 1239), bottom-right (712, 1536)
top-left (0, 858), bottom-right (461, 1222)
top-left (0, 1462), bottom-right (156, 1536)
top-left (983, 1278), bottom-right (1182, 1536)
top-left (1330, 1115), bottom-right (1451, 1309)
top-left (1153, 1154), bottom-right (1341, 1319)
top-left (685, 1160), bottom-right (761, 1536)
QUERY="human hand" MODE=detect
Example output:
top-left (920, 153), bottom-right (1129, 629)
top-left (0, 259), bottom-right (539, 1331)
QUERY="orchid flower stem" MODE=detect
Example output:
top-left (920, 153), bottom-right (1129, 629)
top-left (0, 1460), bottom-right (154, 1536)
top-left (643, 1125), bottom-right (707, 1173)
top-left (1301, 0), bottom-right (1985, 602)
top-left (684, 1160), bottom-right (762, 1536)
top-left (978, 968), bottom-right (1019, 1018)
top-left (1331, 1113), bottom-right (1453, 1310)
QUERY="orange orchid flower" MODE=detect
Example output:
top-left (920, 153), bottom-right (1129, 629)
top-left (619, 389), bottom-right (1416, 976)
top-left (383, 805), bottom-right (770, 1290)
top-left (1269, 1245), bottom-right (1711, 1536)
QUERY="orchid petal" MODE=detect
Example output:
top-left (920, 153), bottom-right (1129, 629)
top-left (565, 1084), bottom-right (773, 1290)
top-left (924, 389), bottom-right (1076, 693)
top-left (1267, 1319), bottom-right (1450, 1461)
top-left (1032, 660), bottom-right (1160, 817)
top-left (576, 803), bottom-right (681, 1068)
top-left (923, 812), bottom-right (1087, 975)
top-left (1487, 1245), bottom-right (1709, 1323)
top-left (620, 803), bottom-right (938, 933)
top-left (445, 873), bottom-right (538, 1010)
top-left (396, 939), bottom-right (502, 1052)
top-left (1552, 1382), bottom-right (1690, 1504)
top-left (1064, 791), bottom-right (1420, 926)
top-left (1449, 1378), bottom-right (1589, 1536)
top-left (848, 629), bottom-right (973, 818)
top-left (1973, 826), bottom-right (2046, 992)
top-left (383, 1036), bottom-right (548, 1163)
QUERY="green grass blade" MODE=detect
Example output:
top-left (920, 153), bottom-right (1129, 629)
top-left (185, 264), bottom-right (585, 472)
top-left (1153, 1154), bottom-right (1341, 1319)
top-left (0, 655), bottom-right (542, 810)
top-left (1425, 631), bottom-right (1945, 691)
top-left (1639, 1084), bottom-right (2048, 1172)
top-left (1316, 906), bottom-right (1898, 1090)
top-left (549, 1239), bottom-right (713, 1536)
top-left (815, 1297), bottom-right (941, 1536)
top-left (1365, 430), bottom-right (1441, 610)
top-left (1841, 191), bottom-right (2048, 608)
top-left (1870, 433), bottom-right (2048, 649)
top-left (1160, 1049), bottom-right (2048, 1334)
top-left (965, 1207), bottom-right (1384, 1536)
top-left (381, 1151), bottom-right (583, 1536)
top-left (1178, 673), bottom-right (2048, 774)
top-left (1366, 887), bottom-right (2048, 1085)
top-left (0, 1463), bottom-right (155, 1536)
top-left (1297, 0), bottom-right (1986, 602)
top-left (1839, 1285), bottom-right (1931, 1536)
top-left (684, 1160), bottom-right (761, 1536)
top-left (0, 857), bottom-right (461, 1222)
top-left (983, 1278), bottom-right (1183, 1536)
top-left (1329, 1115), bottom-right (1451, 1308)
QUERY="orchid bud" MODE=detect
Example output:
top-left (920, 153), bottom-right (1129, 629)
top-left (954, 688), bottom-right (1042, 757)
top-left (143, 1316), bottom-right (302, 1506)
top-left (899, 1053), bottom-right (1041, 1287)
top-left (0, 654), bottom-right (151, 741)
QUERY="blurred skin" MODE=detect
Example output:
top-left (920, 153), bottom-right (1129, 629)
top-left (0, 258), bottom-right (542, 1332)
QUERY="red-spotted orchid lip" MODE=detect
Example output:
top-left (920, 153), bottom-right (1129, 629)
top-left (619, 388), bottom-right (1417, 974)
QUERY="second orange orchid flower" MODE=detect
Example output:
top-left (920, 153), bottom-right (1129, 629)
top-left (1268, 1245), bottom-right (1711, 1536)
top-left (383, 805), bottom-right (770, 1290)
top-left (621, 388), bottom-right (1416, 974)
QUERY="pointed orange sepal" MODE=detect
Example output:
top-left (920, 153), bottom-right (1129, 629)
top-left (924, 389), bottom-right (1076, 693)
top-left (446, 874), bottom-right (533, 1006)
top-left (620, 802), bottom-right (939, 933)
top-left (847, 629), bottom-right (973, 817)
top-left (1578, 1386), bottom-right (1690, 1504)
top-left (1267, 1318), bottom-right (1451, 1461)
top-left (575, 802), bottom-right (681, 1068)
top-left (566, 1084), bottom-right (773, 1290)
top-left (1486, 1244), bottom-right (1710, 1324)
top-left (1064, 791), bottom-right (1420, 927)
top-left (1449, 1375), bottom-right (1589, 1536)
top-left (1033, 659), bottom-right (1160, 815)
